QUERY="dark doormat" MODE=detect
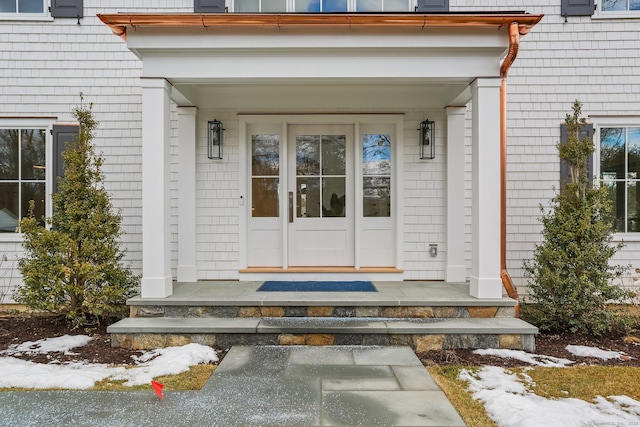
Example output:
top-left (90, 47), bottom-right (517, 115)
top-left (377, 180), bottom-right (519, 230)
top-left (257, 281), bottom-right (377, 292)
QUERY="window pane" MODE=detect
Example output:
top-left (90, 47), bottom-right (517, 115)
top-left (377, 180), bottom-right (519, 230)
top-left (0, 0), bottom-right (17, 13)
top-left (600, 127), bottom-right (625, 179)
top-left (628, 128), bottom-right (640, 179)
top-left (21, 129), bottom-right (46, 180)
top-left (263, 0), bottom-right (287, 12)
top-left (323, 0), bottom-right (347, 12)
top-left (602, 0), bottom-right (626, 11)
top-left (252, 135), bottom-right (279, 176)
top-left (22, 182), bottom-right (45, 222)
top-left (0, 183), bottom-right (19, 232)
top-left (295, 0), bottom-right (320, 12)
top-left (362, 134), bottom-right (391, 175)
top-left (322, 135), bottom-right (345, 175)
top-left (297, 177), bottom-right (320, 218)
top-left (296, 135), bottom-right (320, 176)
top-left (252, 178), bottom-right (279, 217)
top-left (631, 0), bottom-right (640, 10)
top-left (603, 180), bottom-right (625, 232)
top-left (357, 0), bottom-right (382, 11)
top-left (0, 129), bottom-right (19, 179)
top-left (322, 177), bottom-right (345, 217)
top-left (18, 0), bottom-right (42, 13)
top-left (236, 0), bottom-right (259, 12)
top-left (629, 181), bottom-right (640, 232)
top-left (363, 176), bottom-right (390, 217)
top-left (384, 0), bottom-right (409, 11)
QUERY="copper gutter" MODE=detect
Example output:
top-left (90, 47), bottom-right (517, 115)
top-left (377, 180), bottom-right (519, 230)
top-left (97, 13), bottom-right (542, 41)
top-left (499, 21), bottom-right (521, 315)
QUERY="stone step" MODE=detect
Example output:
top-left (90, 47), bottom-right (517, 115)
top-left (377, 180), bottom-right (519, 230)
top-left (108, 316), bottom-right (537, 352)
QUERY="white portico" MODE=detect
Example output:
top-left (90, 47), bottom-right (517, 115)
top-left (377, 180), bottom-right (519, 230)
top-left (99, 13), bottom-right (542, 300)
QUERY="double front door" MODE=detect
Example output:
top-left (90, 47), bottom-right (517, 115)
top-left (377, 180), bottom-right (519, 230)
top-left (249, 124), bottom-right (354, 267)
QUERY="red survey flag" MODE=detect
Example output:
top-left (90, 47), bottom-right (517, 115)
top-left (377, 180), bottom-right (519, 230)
top-left (151, 380), bottom-right (164, 399)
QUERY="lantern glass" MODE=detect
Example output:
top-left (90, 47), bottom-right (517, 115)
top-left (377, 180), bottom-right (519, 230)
top-left (419, 119), bottom-right (435, 160)
top-left (208, 120), bottom-right (223, 159)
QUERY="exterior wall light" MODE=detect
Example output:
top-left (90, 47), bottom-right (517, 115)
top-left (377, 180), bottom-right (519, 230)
top-left (419, 119), bottom-right (435, 160)
top-left (208, 119), bottom-right (224, 159)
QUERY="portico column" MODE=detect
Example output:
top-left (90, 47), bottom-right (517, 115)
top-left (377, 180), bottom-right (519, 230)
top-left (445, 106), bottom-right (467, 283)
top-left (177, 107), bottom-right (198, 282)
top-left (470, 78), bottom-right (502, 299)
top-left (141, 78), bottom-right (172, 298)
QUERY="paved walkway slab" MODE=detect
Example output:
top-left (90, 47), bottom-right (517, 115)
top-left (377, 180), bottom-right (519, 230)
top-left (0, 346), bottom-right (465, 426)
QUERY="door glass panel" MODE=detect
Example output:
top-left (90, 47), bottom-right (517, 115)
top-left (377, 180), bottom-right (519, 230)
top-left (363, 176), bottom-right (390, 217)
top-left (600, 128), bottom-right (625, 179)
top-left (362, 134), bottom-right (391, 217)
top-left (296, 135), bottom-right (320, 176)
top-left (322, 177), bottom-right (345, 217)
top-left (252, 134), bottom-right (280, 218)
top-left (252, 135), bottom-right (279, 176)
top-left (322, 135), bottom-right (345, 175)
top-left (252, 178), bottom-right (279, 217)
top-left (297, 177), bottom-right (320, 218)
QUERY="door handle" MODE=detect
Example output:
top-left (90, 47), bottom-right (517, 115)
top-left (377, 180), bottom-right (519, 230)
top-left (289, 192), bottom-right (294, 223)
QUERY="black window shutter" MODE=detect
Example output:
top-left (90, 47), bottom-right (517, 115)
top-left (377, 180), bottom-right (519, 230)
top-left (50, 0), bottom-right (83, 18)
top-left (415, 0), bottom-right (449, 12)
top-left (561, 0), bottom-right (595, 17)
top-left (195, 0), bottom-right (225, 13)
top-left (560, 123), bottom-right (594, 190)
top-left (51, 125), bottom-right (78, 194)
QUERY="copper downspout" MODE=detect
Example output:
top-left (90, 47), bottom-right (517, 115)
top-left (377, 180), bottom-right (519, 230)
top-left (499, 22), bottom-right (521, 315)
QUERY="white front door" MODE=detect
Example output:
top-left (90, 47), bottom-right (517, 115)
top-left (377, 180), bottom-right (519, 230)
top-left (287, 125), bottom-right (354, 266)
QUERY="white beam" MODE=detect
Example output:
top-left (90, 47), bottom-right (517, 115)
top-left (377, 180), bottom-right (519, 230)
top-left (177, 106), bottom-right (198, 283)
top-left (141, 78), bottom-right (173, 298)
top-left (470, 78), bottom-right (502, 299)
top-left (445, 106), bottom-right (467, 283)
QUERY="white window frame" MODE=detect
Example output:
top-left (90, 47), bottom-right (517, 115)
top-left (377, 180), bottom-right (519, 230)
top-left (229, 0), bottom-right (416, 13)
top-left (0, 118), bottom-right (54, 242)
top-left (594, 0), bottom-right (640, 19)
top-left (0, 0), bottom-right (51, 21)
top-left (593, 116), bottom-right (640, 241)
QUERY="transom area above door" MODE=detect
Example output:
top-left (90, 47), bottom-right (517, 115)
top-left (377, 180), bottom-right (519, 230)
top-left (239, 114), bottom-right (403, 272)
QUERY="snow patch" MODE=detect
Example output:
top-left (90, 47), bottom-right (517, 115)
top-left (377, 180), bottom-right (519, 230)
top-left (565, 345), bottom-right (629, 360)
top-left (1, 335), bottom-right (92, 356)
top-left (460, 366), bottom-right (640, 427)
top-left (472, 349), bottom-right (574, 367)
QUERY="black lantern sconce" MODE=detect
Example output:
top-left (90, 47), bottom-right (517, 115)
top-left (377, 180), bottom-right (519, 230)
top-left (419, 119), bottom-right (435, 160)
top-left (208, 119), bottom-right (224, 159)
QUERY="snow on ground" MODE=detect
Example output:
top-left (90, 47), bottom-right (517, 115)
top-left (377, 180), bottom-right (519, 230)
top-left (0, 336), bottom-right (218, 390)
top-left (460, 366), bottom-right (640, 427)
top-left (1, 335), bottom-right (92, 356)
top-left (472, 349), bottom-right (574, 367)
top-left (565, 345), bottom-right (629, 360)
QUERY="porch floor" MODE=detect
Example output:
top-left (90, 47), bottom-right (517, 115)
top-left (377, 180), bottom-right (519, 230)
top-left (128, 280), bottom-right (517, 307)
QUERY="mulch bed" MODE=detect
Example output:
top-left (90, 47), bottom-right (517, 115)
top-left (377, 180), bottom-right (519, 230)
top-left (2, 313), bottom-right (640, 368)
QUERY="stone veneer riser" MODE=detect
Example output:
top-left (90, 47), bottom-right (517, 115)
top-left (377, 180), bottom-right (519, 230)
top-left (130, 305), bottom-right (516, 319)
top-left (110, 332), bottom-right (535, 352)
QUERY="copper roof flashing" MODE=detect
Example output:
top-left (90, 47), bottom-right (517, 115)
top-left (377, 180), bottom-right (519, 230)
top-left (97, 13), bottom-right (542, 41)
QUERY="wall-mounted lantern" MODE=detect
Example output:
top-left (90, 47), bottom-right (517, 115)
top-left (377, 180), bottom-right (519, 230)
top-left (419, 119), bottom-right (435, 160)
top-left (208, 119), bottom-right (224, 159)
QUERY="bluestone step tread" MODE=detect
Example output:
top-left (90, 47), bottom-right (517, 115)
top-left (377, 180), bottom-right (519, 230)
top-left (107, 316), bottom-right (538, 334)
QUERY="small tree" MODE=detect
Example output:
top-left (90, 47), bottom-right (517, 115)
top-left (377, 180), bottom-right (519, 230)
top-left (16, 97), bottom-right (138, 324)
top-left (523, 100), bottom-right (631, 335)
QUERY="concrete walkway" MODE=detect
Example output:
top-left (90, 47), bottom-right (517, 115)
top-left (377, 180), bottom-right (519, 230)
top-left (0, 346), bottom-right (465, 426)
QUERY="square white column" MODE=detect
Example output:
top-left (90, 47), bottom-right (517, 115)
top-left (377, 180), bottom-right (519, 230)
top-left (445, 106), bottom-right (467, 283)
top-left (141, 78), bottom-right (172, 298)
top-left (470, 78), bottom-right (502, 299)
top-left (177, 107), bottom-right (198, 283)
